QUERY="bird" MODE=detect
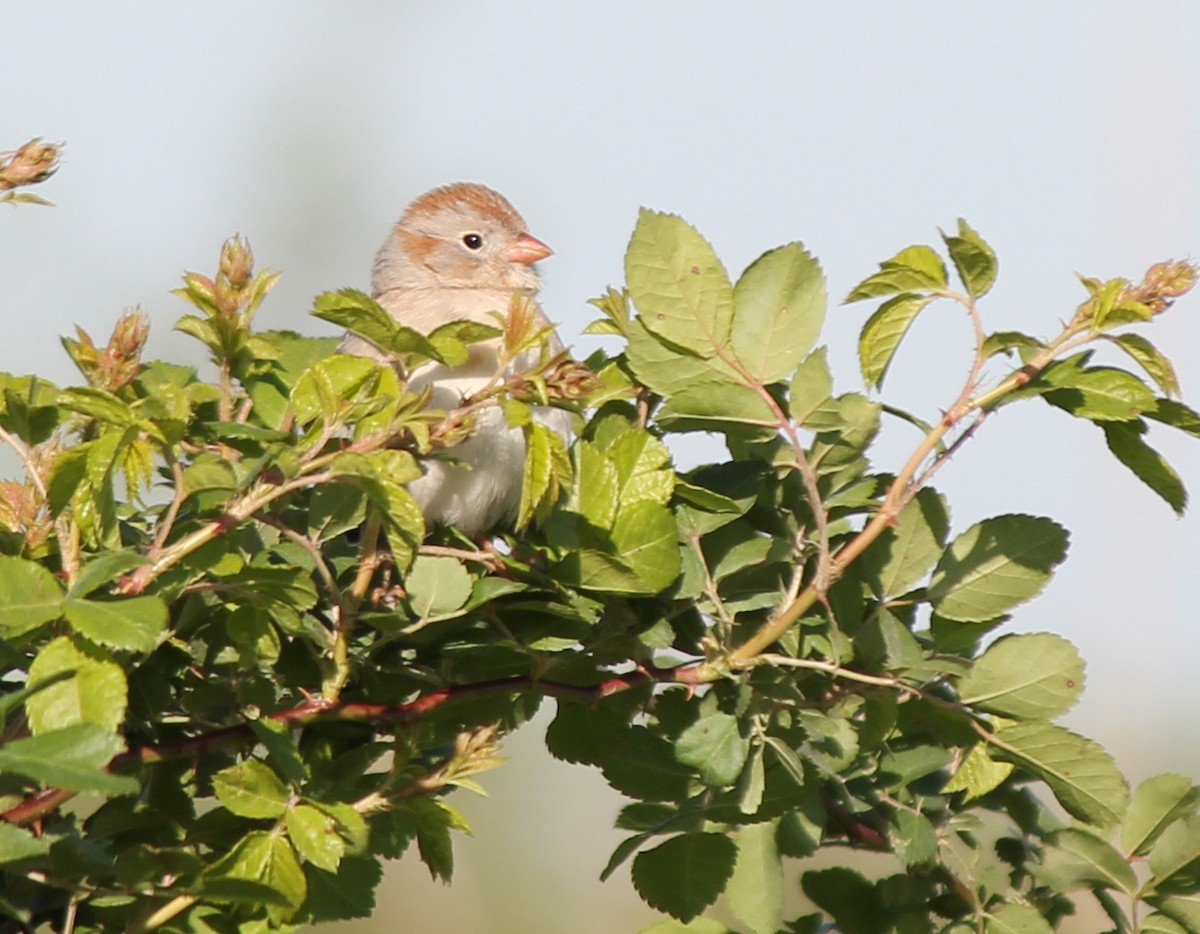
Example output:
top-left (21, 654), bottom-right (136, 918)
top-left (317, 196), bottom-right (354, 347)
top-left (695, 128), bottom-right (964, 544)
top-left (338, 183), bottom-right (572, 536)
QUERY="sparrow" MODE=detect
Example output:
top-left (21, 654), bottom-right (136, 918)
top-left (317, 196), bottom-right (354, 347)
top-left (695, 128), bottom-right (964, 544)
top-left (339, 183), bottom-right (572, 536)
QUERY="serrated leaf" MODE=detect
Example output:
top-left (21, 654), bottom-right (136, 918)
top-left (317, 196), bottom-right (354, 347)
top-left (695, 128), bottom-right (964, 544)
top-left (26, 636), bottom-right (127, 734)
top-left (625, 210), bottom-right (735, 359)
top-left (302, 856), bottom-right (383, 923)
top-left (204, 831), bottom-right (306, 921)
top-left (1038, 827), bottom-right (1137, 894)
top-left (984, 903), bottom-right (1053, 934)
top-left (675, 712), bottom-right (749, 788)
top-left (0, 821), bottom-right (51, 863)
top-left (405, 555), bottom-right (473, 618)
top-left (517, 419), bottom-right (556, 530)
top-left (801, 867), bottom-right (885, 934)
top-left (0, 555), bottom-right (63, 636)
top-left (313, 288), bottom-right (441, 360)
top-left (1042, 365), bottom-right (1158, 421)
top-left (981, 331), bottom-right (1044, 359)
top-left (213, 760), bottom-right (290, 819)
top-left (1148, 399), bottom-right (1200, 438)
top-left (63, 595), bottom-right (167, 653)
top-left (857, 292), bottom-right (936, 389)
top-left (990, 720), bottom-right (1129, 826)
top-left (1148, 815), bottom-right (1200, 890)
top-left (286, 803), bottom-right (345, 872)
top-left (929, 515), bottom-right (1068, 623)
top-left (1122, 774), bottom-right (1200, 857)
top-left (845, 244), bottom-right (947, 301)
top-left (631, 833), bottom-right (737, 923)
top-left (1103, 421), bottom-right (1187, 515)
top-left (943, 218), bottom-right (998, 299)
top-left (1107, 333), bottom-right (1180, 397)
top-left (889, 809), bottom-right (938, 867)
top-left (942, 743), bottom-right (1014, 801)
top-left (730, 242), bottom-right (826, 383)
top-left (958, 632), bottom-right (1085, 718)
top-left (67, 550), bottom-right (148, 599)
top-left (862, 487), bottom-right (949, 598)
top-left (789, 347), bottom-right (833, 425)
top-left (1139, 912), bottom-right (1189, 934)
top-left (726, 821), bottom-right (783, 934)
top-left (0, 724), bottom-right (136, 794)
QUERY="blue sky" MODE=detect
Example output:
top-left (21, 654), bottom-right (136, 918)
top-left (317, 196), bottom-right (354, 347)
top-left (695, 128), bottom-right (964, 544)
top-left (4, 4), bottom-right (1199, 930)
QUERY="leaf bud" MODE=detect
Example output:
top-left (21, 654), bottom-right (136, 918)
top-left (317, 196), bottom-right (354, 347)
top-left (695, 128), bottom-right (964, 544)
top-left (219, 235), bottom-right (254, 290)
top-left (0, 138), bottom-right (62, 190)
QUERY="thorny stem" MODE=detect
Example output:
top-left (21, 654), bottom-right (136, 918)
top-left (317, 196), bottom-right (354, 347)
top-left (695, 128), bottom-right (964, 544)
top-left (0, 424), bottom-right (47, 499)
top-left (712, 296), bottom-right (1097, 678)
top-left (323, 510), bottom-right (382, 700)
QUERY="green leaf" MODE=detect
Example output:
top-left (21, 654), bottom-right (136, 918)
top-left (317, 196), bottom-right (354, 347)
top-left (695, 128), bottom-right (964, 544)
top-left (1139, 913), bottom-right (1190, 934)
top-left (302, 856), bottom-right (382, 923)
top-left (67, 550), bottom-right (148, 599)
top-left (957, 632), bottom-right (1085, 718)
top-left (213, 760), bottom-right (290, 819)
top-left (0, 821), bottom-right (51, 863)
top-left (204, 830), bottom-right (306, 920)
top-left (726, 820), bottom-right (783, 934)
top-left (981, 331), bottom-right (1044, 359)
top-left (405, 555), bottom-right (473, 618)
top-left (788, 348), bottom-right (833, 425)
top-left (57, 387), bottom-right (136, 427)
top-left (312, 288), bottom-right (441, 360)
top-left (63, 595), bottom-right (167, 653)
top-left (730, 242), bottom-right (827, 382)
top-left (942, 743), bottom-right (1014, 801)
top-left (26, 636), bottom-right (127, 734)
top-left (845, 244), bottom-right (948, 301)
top-left (1102, 421), bottom-right (1187, 515)
top-left (943, 218), bottom-right (998, 299)
top-left (286, 803), bottom-right (345, 873)
top-left (517, 419), bottom-right (556, 530)
top-left (1038, 827), bottom-right (1137, 894)
top-left (991, 720), bottom-right (1129, 826)
top-left (0, 555), bottom-right (64, 636)
top-left (984, 903), bottom-right (1053, 934)
top-left (928, 515), bottom-right (1069, 623)
top-left (1107, 333), bottom-right (1180, 397)
top-left (801, 867), bottom-right (885, 934)
top-left (1042, 365), bottom-right (1158, 421)
top-left (857, 292), bottom-right (936, 389)
top-left (861, 487), bottom-right (949, 598)
top-left (1122, 774), bottom-right (1200, 857)
top-left (1148, 399), bottom-right (1200, 438)
top-left (1148, 815), bottom-right (1200, 890)
top-left (889, 809), bottom-right (938, 867)
top-left (631, 833), bottom-right (737, 923)
top-left (406, 797), bottom-right (468, 883)
top-left (0, 723), bottom-right (136, 794)
top-left (625, 209), bottom-right (735, 359)
top-left (675, 712), bottom-right (749, 788)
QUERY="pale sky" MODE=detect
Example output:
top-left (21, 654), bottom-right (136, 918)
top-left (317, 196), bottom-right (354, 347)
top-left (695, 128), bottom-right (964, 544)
top-left (4, 4), bottom-right (1199, 931)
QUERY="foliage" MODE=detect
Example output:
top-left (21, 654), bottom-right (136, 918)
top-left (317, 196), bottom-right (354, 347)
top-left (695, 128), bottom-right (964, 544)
top-left (1, 155), bottom-right (1199, 933)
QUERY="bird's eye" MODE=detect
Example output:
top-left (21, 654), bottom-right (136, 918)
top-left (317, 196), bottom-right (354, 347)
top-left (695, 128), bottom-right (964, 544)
top-left (462, 233), bottom-right (484, 250)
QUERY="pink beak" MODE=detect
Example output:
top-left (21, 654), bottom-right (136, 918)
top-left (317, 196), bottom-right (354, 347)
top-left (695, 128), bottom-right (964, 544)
top-left (499, 232), bottom-right (553, 265)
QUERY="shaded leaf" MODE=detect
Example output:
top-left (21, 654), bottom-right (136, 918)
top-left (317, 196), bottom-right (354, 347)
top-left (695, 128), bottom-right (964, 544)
top-left (929, 515), bottom-right (1069, 623)
top-left (1122, 774), bottom-right (1200, 857)
top-left (858, 292), bottom-right (936, 389)
top-left (991, 720), bottom-right (1129, 826)
top-left (631, 833), bottom-right (737, 923)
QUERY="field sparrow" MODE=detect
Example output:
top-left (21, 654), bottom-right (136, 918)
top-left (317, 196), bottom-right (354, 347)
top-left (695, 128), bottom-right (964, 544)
top-left (339, 183), bottom-right (572, 536)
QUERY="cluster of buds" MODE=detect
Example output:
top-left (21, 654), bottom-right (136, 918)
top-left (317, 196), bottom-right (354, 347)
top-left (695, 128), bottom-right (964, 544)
top-left (505, 356), bottom-right (600, 408)
top-left (176, 235), bottom-right (278, 327)
top-left (61, 311), bottom-right (149, 393)
top-left (1123, 259), bottom-right (1197, 315)
top-left (0, 444), bottom-right (56, 548)
top-left (0, 138), bottom-right (61, 192)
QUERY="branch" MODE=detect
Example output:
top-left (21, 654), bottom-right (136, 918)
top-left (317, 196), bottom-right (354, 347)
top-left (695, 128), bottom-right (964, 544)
top-left (0, 666), bottom-right (694, 827)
